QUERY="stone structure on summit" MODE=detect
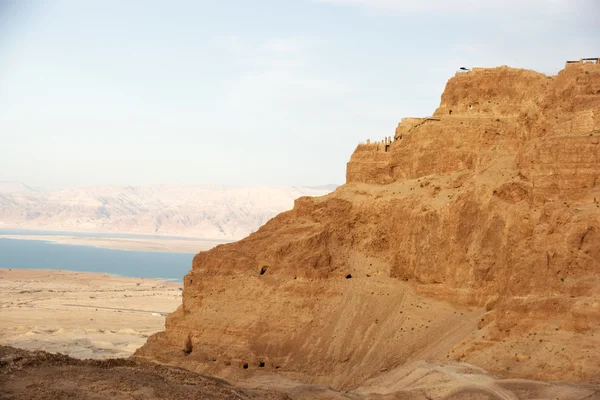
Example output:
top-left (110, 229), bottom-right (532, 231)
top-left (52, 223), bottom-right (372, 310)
top-left (566, 57), bottom-right (599, 65)
top-left (363, 136), bottom-right (393, 152)
top-left (136, 61), bottom-right (600, 389)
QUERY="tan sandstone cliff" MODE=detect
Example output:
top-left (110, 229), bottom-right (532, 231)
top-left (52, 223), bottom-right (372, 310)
top-left (136, 60), bottom-right (600, 390)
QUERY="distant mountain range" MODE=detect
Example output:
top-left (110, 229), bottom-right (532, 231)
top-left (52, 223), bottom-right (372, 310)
top-left (0, 182), bottom-right (336, 240)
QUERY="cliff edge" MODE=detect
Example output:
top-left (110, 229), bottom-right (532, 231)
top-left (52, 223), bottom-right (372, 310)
top-left (136, 60), bottom-right (600, 389)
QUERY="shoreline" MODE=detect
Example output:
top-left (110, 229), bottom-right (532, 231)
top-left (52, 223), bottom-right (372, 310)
top-left (0, 234), bottom-right (221, 253)
top-left (0, 224), bottom-right (236, 242)
top-left (1, 266), bottom-right (184, 282)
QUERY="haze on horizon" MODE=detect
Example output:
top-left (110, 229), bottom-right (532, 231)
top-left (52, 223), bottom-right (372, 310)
top-left (0, 0), bottom-right (597, 189)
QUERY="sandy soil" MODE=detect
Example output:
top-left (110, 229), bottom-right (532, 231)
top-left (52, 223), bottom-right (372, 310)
top-left (0, 268), bottom-right (182, 359)
top-left (0, 234), bottom-right (217, 253)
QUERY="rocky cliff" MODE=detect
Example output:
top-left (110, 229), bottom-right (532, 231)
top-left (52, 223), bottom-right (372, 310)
top-left (136, 60), bottom-right (600, 389)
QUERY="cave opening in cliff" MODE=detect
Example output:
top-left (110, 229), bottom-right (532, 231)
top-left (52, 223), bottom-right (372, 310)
top-left (183, 335), bottom-right (193, 356)
top-left (449, 110), bottom-right (452, 115)
top-left (260, 266), bottom-right (268, 275)
top-left (346, 274), bottom-right (352, 279)
top-left (259, 361), bottom-right (265, 368)
top-left (242, 363), bottom-right (249, 369)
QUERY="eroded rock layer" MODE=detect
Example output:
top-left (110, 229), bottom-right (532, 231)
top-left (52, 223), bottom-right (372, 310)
top-left (137, 61), bottom-right (600, 388)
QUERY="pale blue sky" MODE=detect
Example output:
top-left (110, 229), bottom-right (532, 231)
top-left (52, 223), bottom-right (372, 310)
top-left (0, 0), bottom-right (597, 188)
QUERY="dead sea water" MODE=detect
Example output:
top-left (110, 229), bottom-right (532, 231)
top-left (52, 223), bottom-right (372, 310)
top-left (0, 237), bottom-right (194, 280)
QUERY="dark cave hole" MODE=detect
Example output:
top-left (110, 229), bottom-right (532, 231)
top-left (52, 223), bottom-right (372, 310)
top-left (259, 361), bottom-right (265, 368)
top-left (260, 266), bottom-right (268, 275)
top-left (242, 363), bottom-right (249, 369)
top-left (345, 274), bottom-right (352, 279)
top-left (183, 335), bottom-right (193, 356)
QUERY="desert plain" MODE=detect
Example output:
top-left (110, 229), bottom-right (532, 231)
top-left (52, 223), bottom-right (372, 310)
top-left (0, 268), bottom-right (182, 359)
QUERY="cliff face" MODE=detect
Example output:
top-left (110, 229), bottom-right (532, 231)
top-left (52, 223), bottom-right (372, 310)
top-left (137, 61), bottom-right (600, 388)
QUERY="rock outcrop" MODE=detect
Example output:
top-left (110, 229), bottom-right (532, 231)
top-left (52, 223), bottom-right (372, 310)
top-left (136, 60), bottom-right (600, 389)
top-left (0, 346), bottom-right (288, 400)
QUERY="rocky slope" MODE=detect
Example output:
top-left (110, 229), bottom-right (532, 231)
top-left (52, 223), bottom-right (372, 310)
top-left (0, 184), bottom-right (334, 239)
top-left (0, 346), bottom-right (288, 400)
top-left (3, 346), bottom-right (599, 400)
top-left (136, 60), bottom-right (600, 389)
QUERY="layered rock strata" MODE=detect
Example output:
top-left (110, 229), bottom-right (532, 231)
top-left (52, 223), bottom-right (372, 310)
top-left (137, 60), bottom-right (600, 388)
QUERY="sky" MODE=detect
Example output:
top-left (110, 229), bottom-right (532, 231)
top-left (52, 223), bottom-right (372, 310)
top-left (0, 0), bottom-right (598, 189)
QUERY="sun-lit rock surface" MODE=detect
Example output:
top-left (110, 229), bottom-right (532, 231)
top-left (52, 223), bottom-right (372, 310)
top-left (136, 61), bottom-right (600, 390)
